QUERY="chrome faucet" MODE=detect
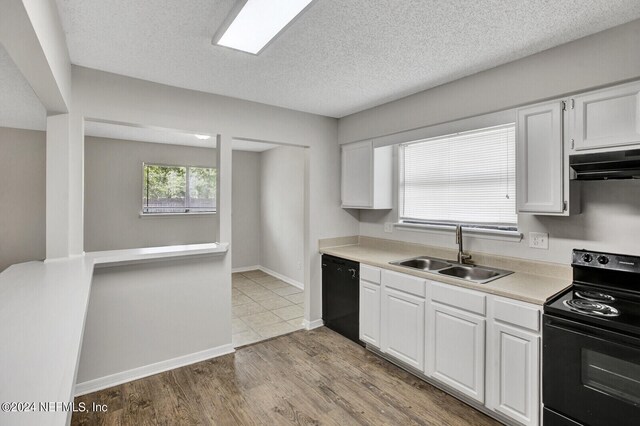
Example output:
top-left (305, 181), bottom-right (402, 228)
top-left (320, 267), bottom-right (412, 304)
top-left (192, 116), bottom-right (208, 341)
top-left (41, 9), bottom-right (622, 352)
top-left (455, 225), bottom-right (472, 264)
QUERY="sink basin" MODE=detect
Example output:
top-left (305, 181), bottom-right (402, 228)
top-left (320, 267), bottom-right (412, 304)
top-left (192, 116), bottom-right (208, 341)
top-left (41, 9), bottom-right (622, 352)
top-left (390, 256), bottom-right (513, 284)
top-left (437, 265), bottom-right (512, 284)
top-left (390, 256), bottom-right (452, 271)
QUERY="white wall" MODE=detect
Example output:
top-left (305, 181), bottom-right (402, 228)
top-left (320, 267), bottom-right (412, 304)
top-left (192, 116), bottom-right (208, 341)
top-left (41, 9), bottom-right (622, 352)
top-left (261, 146), bottom-right (305, 284)
top-left (76, 256), bottom-right (232, 388)
top-left (338, 19), bottom-right (640, 144)
top-left (0, 127), bottom-right (46, 271)
top-left (84, 136), bottom-right (218, 251)
top-left (231, 150), bottom-right (262, 269)
top-left (71, 65), bottom-right (358, 324)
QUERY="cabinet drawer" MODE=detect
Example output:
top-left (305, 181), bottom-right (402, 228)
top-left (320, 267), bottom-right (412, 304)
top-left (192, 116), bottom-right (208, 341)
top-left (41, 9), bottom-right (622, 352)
top-left (382, 270), bottom-right (426, 297)
top-left (493, 297), bottom-right (540, 332)
top-left (430, 281), bottom-right (485, 315)
top-left (360, 264), bottom-right (381, 284)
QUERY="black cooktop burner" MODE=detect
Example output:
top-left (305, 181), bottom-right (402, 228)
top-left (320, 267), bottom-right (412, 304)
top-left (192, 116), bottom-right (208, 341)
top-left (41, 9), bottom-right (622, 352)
top-left (575, 290), bottom-right (616, 303)
top-left (563, 299), bottom-right (620, 317)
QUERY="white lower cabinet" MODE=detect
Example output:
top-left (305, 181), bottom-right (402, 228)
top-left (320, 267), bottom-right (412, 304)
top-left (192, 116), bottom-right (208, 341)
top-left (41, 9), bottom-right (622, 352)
top-left (487, 296), bottom-right (541, 426)
top-left (426, 302), bottom-right (486, 403)
top-left (488, 322), bottom-right (540, 426)
top-left (380, 270), bottom-right (426, 370)
top-left (359, 280), bottom-right (381, 347)
top-left (357, 268), bottom-right (542, 426)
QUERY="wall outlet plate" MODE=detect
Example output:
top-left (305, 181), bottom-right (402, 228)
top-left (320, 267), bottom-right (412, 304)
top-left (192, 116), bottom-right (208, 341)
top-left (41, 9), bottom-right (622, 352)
top-left (529, 232), bottom-right (549, 249)
top-left (384, 222), bottom-right (394, 233)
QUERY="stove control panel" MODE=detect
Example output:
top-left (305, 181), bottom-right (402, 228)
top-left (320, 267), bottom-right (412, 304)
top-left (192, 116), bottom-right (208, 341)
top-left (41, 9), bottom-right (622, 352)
top-left (573, 249), bottom-right (640, 273)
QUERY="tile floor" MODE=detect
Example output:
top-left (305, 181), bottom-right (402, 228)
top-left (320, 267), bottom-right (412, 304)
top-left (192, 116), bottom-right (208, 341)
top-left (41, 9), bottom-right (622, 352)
top-left (232, 269), bottom-right (304, 347)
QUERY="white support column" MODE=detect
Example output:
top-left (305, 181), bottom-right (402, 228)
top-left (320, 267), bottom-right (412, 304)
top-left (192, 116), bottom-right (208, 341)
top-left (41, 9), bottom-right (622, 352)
top-left (46, 114), bottom-right (70, 259)
top-left (68, 114), bottom-right (84, 256)
top-left (216, 134), bottom-right (232, 247)
top-left (46, 113), bottom-right (84, 260)
top-left (217, 134), bottom-right (233, 344)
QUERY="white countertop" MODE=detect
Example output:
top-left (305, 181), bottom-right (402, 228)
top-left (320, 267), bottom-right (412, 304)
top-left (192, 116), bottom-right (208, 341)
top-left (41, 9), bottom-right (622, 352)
top-left (0, 243), bottom-right (228, 426)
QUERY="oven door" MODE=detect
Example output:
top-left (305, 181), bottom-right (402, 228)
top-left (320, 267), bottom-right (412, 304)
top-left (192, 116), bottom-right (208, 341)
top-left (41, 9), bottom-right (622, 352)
top-left (543, 315), bottom-right (640, 426)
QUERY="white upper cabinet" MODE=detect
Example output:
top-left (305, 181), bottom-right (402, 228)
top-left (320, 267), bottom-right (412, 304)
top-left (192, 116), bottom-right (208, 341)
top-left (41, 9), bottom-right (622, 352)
top-left (571, 80), bottom-right (640, 151)
top-left (341, 141), bottom-right (392, 209)
top-left (516, 101), bottom-right (565, 214)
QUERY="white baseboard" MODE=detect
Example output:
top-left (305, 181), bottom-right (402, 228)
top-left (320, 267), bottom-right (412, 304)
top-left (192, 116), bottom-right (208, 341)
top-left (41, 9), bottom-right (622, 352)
top-left (74, 344), bottom-right (235, 396)
top-left (303, 319), bottom-right (323, 330)
top-left (232, 265), bottom-right (261, 273)
top-left (258, 266), bottom-right (304, 290)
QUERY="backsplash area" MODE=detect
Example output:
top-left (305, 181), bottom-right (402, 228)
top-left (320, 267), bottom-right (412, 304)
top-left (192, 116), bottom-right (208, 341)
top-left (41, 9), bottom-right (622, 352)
top-left (359, 180), bottom-right (640, 265)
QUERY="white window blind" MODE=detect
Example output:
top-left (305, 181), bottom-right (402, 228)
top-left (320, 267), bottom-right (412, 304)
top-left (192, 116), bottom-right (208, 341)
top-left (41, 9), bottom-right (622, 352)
top-left (400, 123), bottom-right (517, 228)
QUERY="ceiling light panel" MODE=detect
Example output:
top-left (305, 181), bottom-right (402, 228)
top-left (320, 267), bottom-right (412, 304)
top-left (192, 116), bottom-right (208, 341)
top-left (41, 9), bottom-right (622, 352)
top-left (216, 0), bottom-right (314, 54)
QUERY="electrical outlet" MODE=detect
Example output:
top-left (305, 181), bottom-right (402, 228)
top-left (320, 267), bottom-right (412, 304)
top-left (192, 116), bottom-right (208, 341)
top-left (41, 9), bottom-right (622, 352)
top-left (384, 222), bottom-right (394, 233)
top-left (529, 232), bottom-right (549, 249)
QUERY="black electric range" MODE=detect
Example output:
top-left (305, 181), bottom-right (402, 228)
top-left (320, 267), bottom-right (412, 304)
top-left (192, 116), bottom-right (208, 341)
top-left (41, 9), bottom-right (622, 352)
top-left (543, 249), bottom-right (640, 426)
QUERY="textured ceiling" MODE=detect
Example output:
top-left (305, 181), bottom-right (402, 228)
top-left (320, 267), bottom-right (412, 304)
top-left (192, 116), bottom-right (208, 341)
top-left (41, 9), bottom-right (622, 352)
top-left (0, 44), bottom-right (46, 130)
top-left (54, 1), bottom-right (640, 117)
top-left (85, 120), bottom-right (278, 151)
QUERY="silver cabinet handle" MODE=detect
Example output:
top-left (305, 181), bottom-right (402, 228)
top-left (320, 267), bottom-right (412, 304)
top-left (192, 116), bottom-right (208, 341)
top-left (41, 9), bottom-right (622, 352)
top-left (348, 268), bottom-right (357, 278)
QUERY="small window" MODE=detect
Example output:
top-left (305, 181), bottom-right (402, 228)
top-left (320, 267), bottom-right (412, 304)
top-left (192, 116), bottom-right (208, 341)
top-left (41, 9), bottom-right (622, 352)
top-left (142, 163), bottom-right (216, 214)
top-left (399, 123), bottom-right (517, 230)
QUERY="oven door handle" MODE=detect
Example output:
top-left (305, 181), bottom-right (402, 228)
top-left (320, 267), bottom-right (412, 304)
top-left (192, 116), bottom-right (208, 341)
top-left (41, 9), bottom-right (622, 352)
top-left (544, 314), bottom-right (640, 349)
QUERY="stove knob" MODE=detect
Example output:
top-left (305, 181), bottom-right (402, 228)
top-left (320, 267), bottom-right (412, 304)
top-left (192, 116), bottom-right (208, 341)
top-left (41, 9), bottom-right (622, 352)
top-left (597, 255), bottom-right (609, 265)
top-left (581, 253), bottom-right (593, 263)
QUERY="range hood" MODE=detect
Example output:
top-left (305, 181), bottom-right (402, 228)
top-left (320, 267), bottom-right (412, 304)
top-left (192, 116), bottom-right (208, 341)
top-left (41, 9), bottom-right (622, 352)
top-left (570, 149), bottom-right (640, 180)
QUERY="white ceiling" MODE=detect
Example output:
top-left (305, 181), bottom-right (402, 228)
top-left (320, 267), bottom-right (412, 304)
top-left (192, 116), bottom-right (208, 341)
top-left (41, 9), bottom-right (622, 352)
top-left (55, 0), bottom-right (640, 118)
top-left (0, 44), bottom-right (46, 131)
top-left (85, 120), bottom-right (279, 151)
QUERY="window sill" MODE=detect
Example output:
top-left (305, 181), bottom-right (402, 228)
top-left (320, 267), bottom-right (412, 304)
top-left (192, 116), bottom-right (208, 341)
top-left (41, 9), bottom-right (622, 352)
top-left (139, 212), bottom-right (216, 218)
top-left (394, 222), bottom-right (523, 242)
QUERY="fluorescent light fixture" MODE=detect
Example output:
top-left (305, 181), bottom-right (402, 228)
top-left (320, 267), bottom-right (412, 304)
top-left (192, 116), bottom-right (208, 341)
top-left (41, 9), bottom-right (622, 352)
top-left (194, 134), bottom-right (211, 140)
top-left (214, 0), bottom-right (314, 54)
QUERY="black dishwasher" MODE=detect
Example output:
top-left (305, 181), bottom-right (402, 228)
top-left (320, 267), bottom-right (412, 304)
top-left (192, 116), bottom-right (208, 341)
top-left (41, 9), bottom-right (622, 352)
top-left (322, 254), bottom-right (361, 344)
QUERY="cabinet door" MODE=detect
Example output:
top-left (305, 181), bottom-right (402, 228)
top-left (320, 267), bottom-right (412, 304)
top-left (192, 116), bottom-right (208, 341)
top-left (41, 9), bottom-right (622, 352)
top-left (359, 280), bottom-right (381, 348)
top-left (488, 322), bottom-right (539, 426)
top-left (516, 101), bottom-right (564, 214)
top-left (426, 302), bottom-right (485, 403)
top-left (381, 287), bottom-right (425, 370)
top-left (341, 141), bottom-right (373, 208)
top-left (572, 81), bottom-right (640, 151)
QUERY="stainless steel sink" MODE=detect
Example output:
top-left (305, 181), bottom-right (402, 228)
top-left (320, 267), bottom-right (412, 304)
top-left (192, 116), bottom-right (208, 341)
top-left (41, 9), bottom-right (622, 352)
top-left (437, 265), bottom-right (512, 284)
top-left (390, 256), bottom-right (513, 284)
top-left (390, 256), bottom-right (453, 271)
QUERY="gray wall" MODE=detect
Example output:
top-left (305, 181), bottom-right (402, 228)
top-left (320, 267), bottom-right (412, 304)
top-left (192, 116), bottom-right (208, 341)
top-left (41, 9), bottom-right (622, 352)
top-left (339, 19), bottom-right (640, 265)
top-left (0, 127), bottom-right (46, 271)
top-left (84, 136), bottom-right (218, 251)
top-left (231, 150), bottom-right (262, 269)
top-left (339, 19), bottom-right (640, 144)
top-left (261, 146), bottom-right (305, 284)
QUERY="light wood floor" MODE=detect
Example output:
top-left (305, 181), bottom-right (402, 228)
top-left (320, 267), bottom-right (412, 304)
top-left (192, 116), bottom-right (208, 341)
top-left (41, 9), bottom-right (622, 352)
top-left (72, 327), bottom-right (499, 425)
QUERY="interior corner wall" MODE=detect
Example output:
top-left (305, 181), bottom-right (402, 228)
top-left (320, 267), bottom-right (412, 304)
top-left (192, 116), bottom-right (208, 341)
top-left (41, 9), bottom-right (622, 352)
top-left (0, 126), bottom-right (46, 271)
top-left (260, 146), bottom-right (305, 285)
top-left (84, 136), bottom-right (218, 251)
top-left (231, 150), bottom-right (262, 269)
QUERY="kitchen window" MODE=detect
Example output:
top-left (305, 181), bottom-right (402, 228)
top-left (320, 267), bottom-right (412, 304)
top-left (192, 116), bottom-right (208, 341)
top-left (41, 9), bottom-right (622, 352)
top-left (399, 123), bottom-right (517, 230)
top-left (142, 163), bottom-right (216, 214)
